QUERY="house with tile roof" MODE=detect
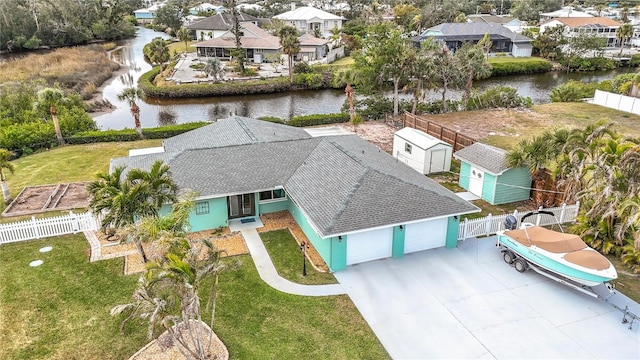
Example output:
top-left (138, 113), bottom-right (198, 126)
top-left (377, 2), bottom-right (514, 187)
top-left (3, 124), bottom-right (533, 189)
top-left (453, 143), bottom-right (531, 205)
top-left (186, 12), bottom-right (262, 41)
top-left (412, 23), bottom-right (533, 57)
top-left (539, 17), bottom-right (621, 47)
top-left (192, 22), bottom-right (281, 61)
top-left (273, 5), bottom-right (346, 38)
top-left (111, 117), bottom-right (479, 271)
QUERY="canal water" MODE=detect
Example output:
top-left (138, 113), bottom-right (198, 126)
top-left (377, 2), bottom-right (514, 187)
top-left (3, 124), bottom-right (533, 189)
top-left (94, 27), bottom-right (636, 130)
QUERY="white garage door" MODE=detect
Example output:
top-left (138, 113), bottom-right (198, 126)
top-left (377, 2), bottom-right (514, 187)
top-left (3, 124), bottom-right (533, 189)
top-left (346, 227), bottom-right (393, 265)
top-left (404, 218), bottom-right (447, 254)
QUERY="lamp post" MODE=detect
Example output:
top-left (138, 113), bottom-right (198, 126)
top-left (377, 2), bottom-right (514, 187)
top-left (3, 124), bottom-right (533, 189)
top-left (300, 241), bottom-right (309, 276)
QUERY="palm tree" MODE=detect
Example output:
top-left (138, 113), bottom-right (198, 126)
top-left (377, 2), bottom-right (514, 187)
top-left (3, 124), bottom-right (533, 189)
top-left (127, 160), bottom-right (178, 210)
top-left (278, 26), bottom-right (300, 83)
top-left (506, 132), bottom-right (559, 207)
top-left (144, 37), bottom-right (170, 68)
top-left (176, 27), bottom-right (191, 53)
top-left (117, 87), bottom-right (146, 139)
top-left (35, 87), bottom-right (67, 146)
top-left (335, 68), bottom-right (361, 120)
top-left (203, 58), bottom-right (225, 82)
top-left (0, 149), bottom-right (15, 205)
top-left (456, 43), bottom-right (492, 110)
top-left (617, 23), bottom-right (634, 56)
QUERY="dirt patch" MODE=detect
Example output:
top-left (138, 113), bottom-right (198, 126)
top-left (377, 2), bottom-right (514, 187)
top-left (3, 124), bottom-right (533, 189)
top-left (2, 182), bottom-right (90, 217)
top-left (336, 120), bottom-right (397, 153)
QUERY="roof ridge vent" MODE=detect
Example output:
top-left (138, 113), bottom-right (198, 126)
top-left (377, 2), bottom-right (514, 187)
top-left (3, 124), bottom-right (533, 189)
top-left (236, 117), bottom-right (259, 143)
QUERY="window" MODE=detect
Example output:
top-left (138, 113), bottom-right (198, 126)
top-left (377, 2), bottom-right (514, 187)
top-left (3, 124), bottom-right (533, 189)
top-left (324, 20), bottom-right (328, 27)
top-left (196, 201), bottom-right (209, 215)
top-left (259, 189), bottom-right (286, 201)
top-left (404, 143), bottom-right (412, 154)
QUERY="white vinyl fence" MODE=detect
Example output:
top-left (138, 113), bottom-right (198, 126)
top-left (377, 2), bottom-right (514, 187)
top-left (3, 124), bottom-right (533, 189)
top-left (592, 90), bottom-right (640, 115)
top-left (458, 202), bottom-right (580, 241)
top-left (0, 211), bottom-right (99, 244)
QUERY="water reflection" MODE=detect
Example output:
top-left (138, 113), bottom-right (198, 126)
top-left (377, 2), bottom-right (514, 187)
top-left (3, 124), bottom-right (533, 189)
top-left (93, 27), bottom-right (637, 130)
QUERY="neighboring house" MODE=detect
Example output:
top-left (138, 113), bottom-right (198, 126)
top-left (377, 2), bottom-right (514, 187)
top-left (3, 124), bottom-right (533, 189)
top-left (110, 117), bottom-right (479, 271)
top-left (133, 3), bottom-right (164, 24)
top-left (539, 17), bottom-right (621, 47)
top-left (453, 143), bottom-right (531, 205)
top-left (189, 2), bottom-right (226, 15)
top-left (413, 23), bottom-right (533, 57)
top-left (236, 3), bottom-right (264, 12)
top-left (193, 22), bottom-right (280, 61)
top-left (467, 14), bottom-right (527, 33)
top-left (392, 127), bottom-right (452, 175)
top-left (539, 6), bottom-right (594, 22)
top-left (186, 12), bottom-right (261, 41)
top-left (273, 5), bottom-right (346, 38)
top-left (297, 34), bottom-right (329, 61)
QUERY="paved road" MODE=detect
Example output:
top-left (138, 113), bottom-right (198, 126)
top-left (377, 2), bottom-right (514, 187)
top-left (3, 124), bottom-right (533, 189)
top-left (335, 236), bottom-right (640, 359)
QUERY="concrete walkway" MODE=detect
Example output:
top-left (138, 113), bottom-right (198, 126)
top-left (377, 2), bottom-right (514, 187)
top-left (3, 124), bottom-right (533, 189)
top-left (240, 229), bottom-right (345, 296)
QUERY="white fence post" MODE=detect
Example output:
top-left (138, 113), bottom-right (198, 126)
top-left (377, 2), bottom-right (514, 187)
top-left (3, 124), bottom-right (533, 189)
top-left (485, 214), bottom-right (492, 237)
top-left (32, 216), bottom-right (40, 239)
top-left (70, 211), bottom-right (79, 233)
top-left (559, 203), bottom-right (566, 223)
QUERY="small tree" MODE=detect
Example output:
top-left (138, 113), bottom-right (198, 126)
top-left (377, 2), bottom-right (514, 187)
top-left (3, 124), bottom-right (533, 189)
top-left (176, 27), bottom-right (192, 53)
top-left (0, 149), bottom-right (15, 205)
top-left (203, 58), bottom-right (225, 82)
top-left (617, 23), bottom-right (634, 56)
top-left (278, 26), bottom-right (300, 83)
top-left (117, 87), bottom-right (146, 138)
top-left (144, 37), bottom-right (171, 68)
top-left (35, 87), bottom-right (67, 146)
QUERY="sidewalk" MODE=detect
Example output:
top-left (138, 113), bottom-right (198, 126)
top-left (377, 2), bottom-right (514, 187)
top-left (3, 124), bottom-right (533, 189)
top-left (241, 229), bottom-right (345, 296)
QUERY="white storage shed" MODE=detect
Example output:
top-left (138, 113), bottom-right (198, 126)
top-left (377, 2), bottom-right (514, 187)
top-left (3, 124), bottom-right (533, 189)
top-left (393, 127), bottom-right (452, 175)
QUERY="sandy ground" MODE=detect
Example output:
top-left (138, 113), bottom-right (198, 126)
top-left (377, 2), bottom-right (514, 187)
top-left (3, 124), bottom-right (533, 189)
top-left (3, 182), bottom-right (90, 217)
top-left (336, 120), bottom-right (397, 153)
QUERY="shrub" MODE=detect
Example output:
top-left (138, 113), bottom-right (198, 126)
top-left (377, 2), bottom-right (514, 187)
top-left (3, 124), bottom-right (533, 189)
top-left (550, 80), bottom-right (599, 102)
top-left (467, 86), bottom-right (532, 110)
top-left (257, 116), bottom-right (285, 124)
top-left (294, 62), bottom-right (312, 74)
top-left (630, 54), bottom-right (640, 67)
top-left (561, 56), bottom-right (616, 71)
top-left (67, 122), bottom-right (208, 144)
top-left (288, 113), bottom-right (349, 127)
top-left (293, 73), bottom-right (325, 89)
top-left (489, 58), bottom-right (552, 76)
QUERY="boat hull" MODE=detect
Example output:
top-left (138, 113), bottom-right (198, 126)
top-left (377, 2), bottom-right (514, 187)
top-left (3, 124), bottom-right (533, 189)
top-left (497, 233), bottom-right (616, 287)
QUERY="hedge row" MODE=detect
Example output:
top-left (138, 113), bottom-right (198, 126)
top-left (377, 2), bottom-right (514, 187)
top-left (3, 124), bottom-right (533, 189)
top-left (139, 66), bottom-right (295, 98)
top-left (288, 113), bottom-right (350, 127)
top-left (489, 58), bottom-right (552, 76)
top-left (67, 122), bottom-right (209, 144)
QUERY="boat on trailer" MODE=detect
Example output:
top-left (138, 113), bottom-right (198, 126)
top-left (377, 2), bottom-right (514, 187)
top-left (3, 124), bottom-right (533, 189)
top-left (496, 211), bottom-right (640, 330)
top-left (496, 211), bottom-right (617, 287)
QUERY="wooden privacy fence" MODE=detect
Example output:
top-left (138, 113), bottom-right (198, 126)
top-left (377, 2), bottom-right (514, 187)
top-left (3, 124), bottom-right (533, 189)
top-left (0, 211), bottom-right (99, 244)
top-left (403, 113), bottom-right (475, 152)
top-left (458, 202), bottom-right (580, 241)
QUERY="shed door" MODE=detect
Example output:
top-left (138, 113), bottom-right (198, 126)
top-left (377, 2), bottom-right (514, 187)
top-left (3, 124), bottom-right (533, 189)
top-left (404, 218), bottom-right (447, 254)
top-left (429, 148), bottom-right (447, 174)
top-left (346, 227), bottom-right (393, 265)
top-left (469, 166), bottom-right (484, 197)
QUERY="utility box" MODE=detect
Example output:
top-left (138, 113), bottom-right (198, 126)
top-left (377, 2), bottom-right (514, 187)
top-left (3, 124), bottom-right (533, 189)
top-left (393, 127), bottom-right (452, 175)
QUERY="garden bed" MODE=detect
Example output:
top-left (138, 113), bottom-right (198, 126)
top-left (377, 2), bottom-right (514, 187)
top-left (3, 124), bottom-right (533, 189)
top-left (2, 182), bottom-right (90, 217)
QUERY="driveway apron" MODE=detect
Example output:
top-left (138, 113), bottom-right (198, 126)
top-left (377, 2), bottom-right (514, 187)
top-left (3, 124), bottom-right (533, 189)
top-left (335, 236), bottom-right (640, 360)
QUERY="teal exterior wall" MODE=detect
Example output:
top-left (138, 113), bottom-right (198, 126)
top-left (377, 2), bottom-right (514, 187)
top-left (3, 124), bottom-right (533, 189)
top-left (445, 216), bottom-right (460, 248)
top-left (189, 197), bottom-right (228, 232)
top-left (258, 198), bottom-right (291, 214)
top-left (288, 201), bottom-right (346, 271)
top-left (492, 168), bottom-right (531, 205)
top-left (482, 173), bottom-right (498, 203)
top-left (459, 162), bottom-right (471, 190)
top-left (392, 226), bottom-right (405, 258)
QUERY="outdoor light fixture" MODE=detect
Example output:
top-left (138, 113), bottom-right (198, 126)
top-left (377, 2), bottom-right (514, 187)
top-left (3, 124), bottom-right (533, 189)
top-left (399, 225), bottom-right (404, 230)
top-left (300, 241), bottom-right (310, 276)
top-left (338, 236), bottom-right (343, 242)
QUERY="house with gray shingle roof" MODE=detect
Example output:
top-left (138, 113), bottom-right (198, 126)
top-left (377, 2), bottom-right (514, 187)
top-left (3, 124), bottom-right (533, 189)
top-left (412, 22), bottom-right (533, 57)
top-left (111, 116), bottom-right (479, 271)
top-left (453, 142), bottom-right (531, 205)
top-left (186, 12), bottom-right (262, 41)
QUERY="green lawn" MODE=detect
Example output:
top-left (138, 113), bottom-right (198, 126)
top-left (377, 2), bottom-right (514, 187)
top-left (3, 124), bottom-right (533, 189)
top-left (1, 140), bottom-right (162, 213)
top-left (261, 229), bottom-right (338, 285)
top-left (488, 56), bottom-right (550, 64)
top-left (0, 234), bottom-right (388, 359)
top-left (331, 56), bottom-right (355, 65)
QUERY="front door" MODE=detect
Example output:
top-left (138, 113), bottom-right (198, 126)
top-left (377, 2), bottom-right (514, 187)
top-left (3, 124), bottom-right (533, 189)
top-left (469, 166), bottom-right (484, 197)
top-left (228, 193), bottom-right (255, 219)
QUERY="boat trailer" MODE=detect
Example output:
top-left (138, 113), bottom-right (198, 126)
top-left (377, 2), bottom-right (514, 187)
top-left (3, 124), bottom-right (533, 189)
top-left (497, 243), bottom-right (640, 331)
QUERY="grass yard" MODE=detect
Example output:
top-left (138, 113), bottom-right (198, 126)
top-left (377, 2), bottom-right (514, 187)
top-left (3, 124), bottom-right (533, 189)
top-left (1, 140), bottom-right (162, 214)
top-left (168, 40), bottom-right (197, 54)
top-left (0, 235), bottom-right (387, 359)
top-left (331, 56), bottom-right (355, 65)
top-left (0, 234), bottom-right (147, 359)
top-left (261, 229), bottom-right (338, 285)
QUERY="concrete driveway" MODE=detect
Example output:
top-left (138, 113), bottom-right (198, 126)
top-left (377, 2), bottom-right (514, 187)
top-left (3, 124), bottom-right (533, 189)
top-left (334, 237), bottom-right (640, 359)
